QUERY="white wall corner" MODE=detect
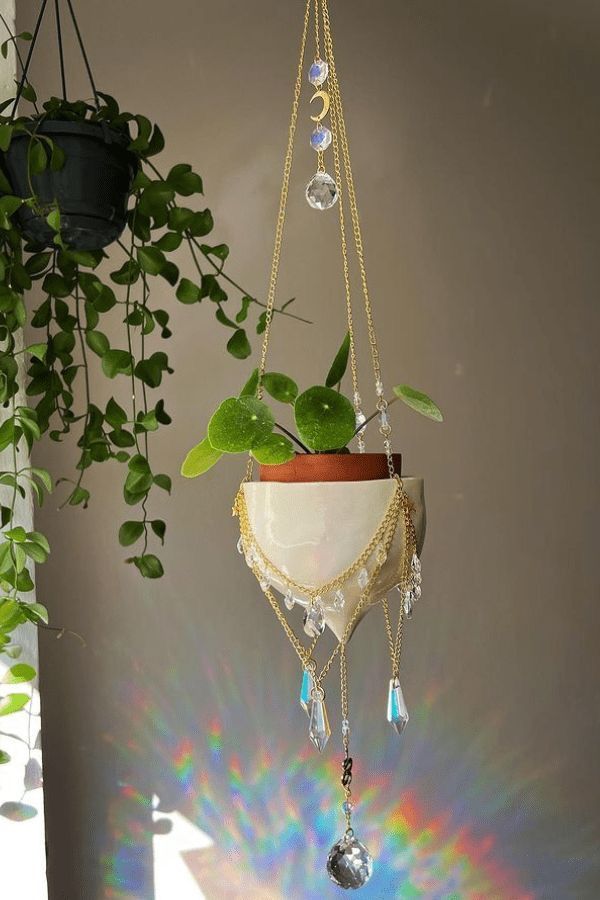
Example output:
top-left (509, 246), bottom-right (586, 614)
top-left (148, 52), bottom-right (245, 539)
top-left (0, 3), bottom-right (48, 897)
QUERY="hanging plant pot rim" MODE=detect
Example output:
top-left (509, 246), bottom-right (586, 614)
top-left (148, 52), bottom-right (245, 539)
top-left (11, 118), bottom-right (132, 148)
top-left (259, 452), bottom-right (402, 483)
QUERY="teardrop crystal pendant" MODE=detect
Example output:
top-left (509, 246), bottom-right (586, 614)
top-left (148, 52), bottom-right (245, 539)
top-left (308, 58), bottom-right (329, 86)
top-left (327, 833), bottom-right (373, 888)
top-left (386, 676), bottom-right (409, 736)
top-left (303, 602), bottom-right (325, 638)
top-left (284, 588), bottom-right (295, 610)
top-left (300, 668), bottom-right (315, 716)
top-left (306, 172), bottom-right (338, 210)
top-left (309, 696), bottom-right (331, 752)
top-left (357, 567), bottom-right (369, 590)
top-left (310, 124), bottom-right (332, 151)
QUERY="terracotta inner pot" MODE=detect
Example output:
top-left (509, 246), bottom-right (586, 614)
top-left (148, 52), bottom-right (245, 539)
top-left (259, 452), bottom-right (402, 483)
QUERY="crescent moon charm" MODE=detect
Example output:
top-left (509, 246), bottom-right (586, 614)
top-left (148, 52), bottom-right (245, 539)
top-left (310, 89), bottom-right (331, 123)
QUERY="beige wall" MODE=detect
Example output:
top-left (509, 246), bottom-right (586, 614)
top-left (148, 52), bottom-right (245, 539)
top-left (18, 1), bottom-right (600, 898)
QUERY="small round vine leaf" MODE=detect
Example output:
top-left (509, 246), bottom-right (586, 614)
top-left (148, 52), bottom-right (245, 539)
top-left (181, 437), bottom-right (223, 477)
top-left (294, 386), bottom-right (356, 451)
top-left (208, 397), bottom-right (274, 453)
top-left (393, 384), bottom-right (443, 422)
top-left (251, 433), bottom-right (295, 465)
top-left (262, 372), bottom-right (298, 404)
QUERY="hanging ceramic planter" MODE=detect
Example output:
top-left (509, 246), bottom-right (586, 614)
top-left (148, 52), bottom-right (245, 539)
top-left (0, 0), bottom-right (137, 250)
top-left (183, 0), bottom-right (444, 889)
top-left (242, 472), bottom-right (426, 642)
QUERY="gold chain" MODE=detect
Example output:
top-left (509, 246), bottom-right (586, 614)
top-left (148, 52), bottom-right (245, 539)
top-left (256, 0), bottom-right (311, 398)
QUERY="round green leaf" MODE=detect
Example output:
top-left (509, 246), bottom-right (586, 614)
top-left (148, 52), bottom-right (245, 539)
top-left (263, 372), bottom-right (298, 404)
top-left (226, 328), bottom-right (251, 360)
top-left (294, 386), bottom-right (355, 451)
top-left (2, 663), bottom-right (35, 685)
top-left (392, 384), bottom-right (444, 422)
top-left (208, 397), bottom-right (274, 453)
top-left (251, 433), bottom-right (295, 465)
top-left (181, 437), bottom-right (223, 478)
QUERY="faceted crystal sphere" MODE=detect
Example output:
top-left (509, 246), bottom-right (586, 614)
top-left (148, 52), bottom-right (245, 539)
top-left (308, 58), bottom-right (329, 86)
top-left (306, 172), bottom-right (338, 210)
top-left (327, 835), bottom-right (373, 889)
top-left (310, 125), bottom-right (332, 151)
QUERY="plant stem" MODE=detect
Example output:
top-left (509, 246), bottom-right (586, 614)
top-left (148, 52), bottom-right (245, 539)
top-left (60, 273), bottom-right (90, 508)
top-left (142, 158), bottom-right (311, 325)
top-left (274, 422), bottom-right (311, 453)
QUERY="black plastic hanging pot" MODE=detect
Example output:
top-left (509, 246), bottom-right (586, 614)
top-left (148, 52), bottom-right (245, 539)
top-left (1, 119), bottom-right (138, 251)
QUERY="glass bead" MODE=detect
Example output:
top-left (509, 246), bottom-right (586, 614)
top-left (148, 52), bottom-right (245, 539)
top-left (236, 536), bottom-right (243, 554)
top-left (411, 553), bottom-right (421, 574)
top-left (375, 379), bottom-right (384, 397)
top-left (308, 58), bottom-right (329, 86)
top-left (306, 172), bottom-right (338, 210)
top-left (413, 584), bottom-right (422, 600)
top-left (342, 800), bottom-right (354, 815)
top-left (310, 124), bottom-right (332, 151)
top-left (358, 567), bottom-right (369, 590)
top-left (341, 718), bottom-right (350, 737)
top-left (355, 410), bottom-right (366, 433)
top-left (284, 589), bottom-right (295, 610)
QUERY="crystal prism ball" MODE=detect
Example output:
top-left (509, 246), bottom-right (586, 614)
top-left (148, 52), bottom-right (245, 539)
top-left (327, 835), bottom-right (373, 889)
top-left (306, 172), bottom-right (338, 210)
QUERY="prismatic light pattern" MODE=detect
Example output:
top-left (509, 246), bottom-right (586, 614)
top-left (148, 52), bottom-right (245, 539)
top-left (99, 644), bottom-right (598, 899)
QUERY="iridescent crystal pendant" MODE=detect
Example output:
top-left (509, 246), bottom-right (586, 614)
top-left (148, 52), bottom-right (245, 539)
top-left (310, 124), bottom-right (332, 151)
top-left (300, 668), bottom-right (315, 716)
top-left (387, 676), bottom-right (409, 736)
top-left (309, 695), bottom-right (331, 752)
top-left (308, 58), bottom-right (329, 86)
top-left (327, 832), bottom-right (373, 889)
top-left (306, 172), bottom-right (338, 210)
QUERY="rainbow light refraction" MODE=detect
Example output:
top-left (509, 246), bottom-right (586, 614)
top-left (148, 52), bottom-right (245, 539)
top-left (100, 637), bottom-right (597, 899)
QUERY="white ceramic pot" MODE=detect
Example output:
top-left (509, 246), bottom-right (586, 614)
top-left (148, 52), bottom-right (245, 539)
top-left (243, 477), bottom-right (426, 641)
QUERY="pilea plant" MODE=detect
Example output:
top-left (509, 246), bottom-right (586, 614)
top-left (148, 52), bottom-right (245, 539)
top-left (181, 333), bottom-right (443, 477)
top-left (0, 27), bottom-right (307, 762)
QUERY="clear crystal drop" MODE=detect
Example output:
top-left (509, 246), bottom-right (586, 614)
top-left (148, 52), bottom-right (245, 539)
top-left (333, 589), bottom-right (345, 610)
top-left (300, 669), bottom-right (315, 716)
top-left (411, 553), bottom-right (421, 574)
top-left (308, 58), bottom-right (329, 86)
top-left (327, 835), bottom-right (373, 889)
top-left (306, 172), bottom-right (338, 210)
top-left (358, 567), bottom-right (369, 590)
top-left (310, 124), bottom-right (332, 151)
top-left (387, 676), bottom-right (409, 735)
top-left (341, 718), bottom-right (350, 737)
top-left (309, 697), bottom-right (331, 752)
top-left (355, 410), bottom-right (366, 433)
top-left (375, 379), bottom-right (384, 397)
top-left (284, 589), bottom-right (295, 610)
top-left (236, 536), bottom-right (244, 554)
top-left (303, 604), bottom-right (325, 638)
top-left (259, 575), bottom-right (271, 593)
top-left (379, 409), bottom-right (389, 429)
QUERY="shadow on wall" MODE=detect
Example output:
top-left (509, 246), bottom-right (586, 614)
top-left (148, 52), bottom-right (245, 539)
top-left (98, 617), bottom-right (599, 900)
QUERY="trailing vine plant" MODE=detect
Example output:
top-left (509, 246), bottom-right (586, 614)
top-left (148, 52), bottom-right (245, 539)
top-left (0, 27), bottom-right (306, 767)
